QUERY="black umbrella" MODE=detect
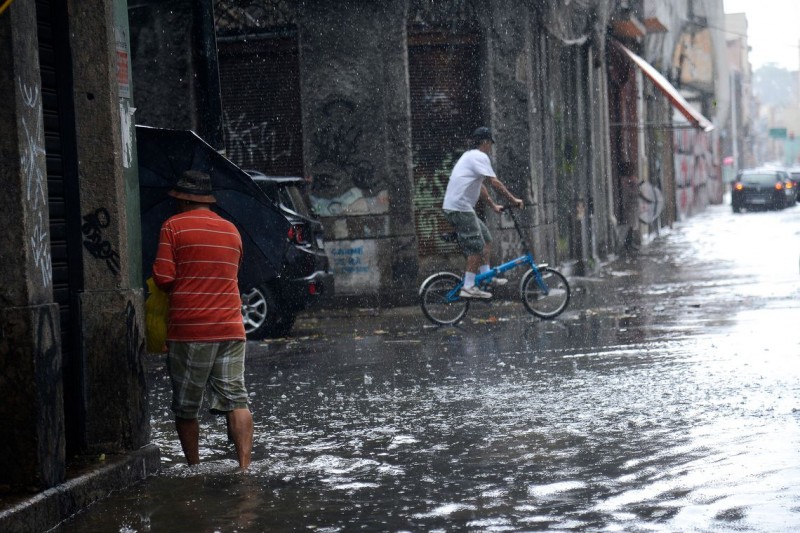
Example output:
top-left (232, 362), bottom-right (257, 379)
top-left (136, 125), bottom-right (287, 290)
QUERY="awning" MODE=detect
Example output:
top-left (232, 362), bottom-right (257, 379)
top-left (613, 40), bottom-right (715, 132)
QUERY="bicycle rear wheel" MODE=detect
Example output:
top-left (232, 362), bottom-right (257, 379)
top-left (419, 272), bottom-right (469, 326)
top-left (520, 267), bottom-right (570, 319)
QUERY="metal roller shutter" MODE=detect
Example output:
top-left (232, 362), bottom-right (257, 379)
top-left (408, 33), bottom-right (483, 256)
top-left (217, 36), bottom-right (304, 176)
top-left (36, 0), bottom-right (84, 454)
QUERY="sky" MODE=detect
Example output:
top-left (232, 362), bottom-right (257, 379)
top-left (723, 0), bottom-right (800, 71)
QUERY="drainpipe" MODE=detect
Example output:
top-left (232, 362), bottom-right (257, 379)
top-left (635, 66), bottom-right (648, 237)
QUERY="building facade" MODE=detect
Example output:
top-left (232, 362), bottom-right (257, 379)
top-left (637, 0), bottom-right (727, 226)
top-left (132, 0), bottom-right (627, 302)
top-left (0, 0), bottom-right (156, 520)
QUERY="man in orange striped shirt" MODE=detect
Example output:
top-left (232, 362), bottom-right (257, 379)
top-left (153, 170), bottom-right (253, 470)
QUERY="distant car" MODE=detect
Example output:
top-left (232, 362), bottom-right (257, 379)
top-left (242, 170), bottom-right (334, 338)
top-left (731, 168), bottom-right (795, 212)
top-left (789, 167), bottom-right (800, 203)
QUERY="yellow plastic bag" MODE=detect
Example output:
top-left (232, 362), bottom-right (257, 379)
top-left (145, 277), bottom-right (169, 353)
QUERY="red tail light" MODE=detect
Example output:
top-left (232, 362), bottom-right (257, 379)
top-left (786, 181), bottom-right (793, 189)
top-left (775, 182), bottom-right (784, 190)
top-left (734, 183), bottom-right (744, 191)
top-left (287, 224), bottom-right (306, 244)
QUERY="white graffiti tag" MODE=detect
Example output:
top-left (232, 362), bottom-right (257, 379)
top-left (31, 211), bottom-right (52, 285)
top-left (19, 78), bottom-right (52, 288)
top-left (223, 111), bottom-right (295, 167)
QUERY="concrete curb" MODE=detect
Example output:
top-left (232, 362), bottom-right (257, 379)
top-left (0, 444), bottom-right (160, 533)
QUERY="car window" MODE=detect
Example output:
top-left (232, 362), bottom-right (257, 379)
top-left (255, 181), bottom-right (280, 204)
top-left (278, 185), bottom-right (312, 217)
top-left (740, 172), bottom-right (780, 185)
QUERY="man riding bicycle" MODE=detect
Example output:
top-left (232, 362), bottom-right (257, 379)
top-left (442, 127), bottom-right (524, 299)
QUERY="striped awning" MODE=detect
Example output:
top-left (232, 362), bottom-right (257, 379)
top-left (613, 40), bottom-right (715, 132)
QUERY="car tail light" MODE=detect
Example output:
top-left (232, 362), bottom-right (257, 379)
top-left (786, 181), bottom-right (793, 189)
top-left (308, 282), bottom-right (318, 295)
top-left (775, 182), bottom-right (784, 190)
top-left (734, 183), bottom-right (744, 191)
top-left (288, 224), bottom-right (307, 244)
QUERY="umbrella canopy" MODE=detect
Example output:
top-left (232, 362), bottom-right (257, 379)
top-left (136, 125), bottom-right (287, 290)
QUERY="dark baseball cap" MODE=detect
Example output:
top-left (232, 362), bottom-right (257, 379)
top-left (471, 126), bottom-right (494, 143)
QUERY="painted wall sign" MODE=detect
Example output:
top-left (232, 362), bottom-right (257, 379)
top-left (326, 239), bottom-right (379, 294)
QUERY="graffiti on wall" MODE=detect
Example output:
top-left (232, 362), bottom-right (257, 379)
top-left (412, 152), bottom-right (457, 253)
top-left (325, 239), bottom-right (379, 293)
top-left (125, 300), bottom-right (144, 365)
top-left (673, 128), bottom-right (720, 219)
top-left (36, 304), bottom-right (64, 467)
top-left (223, 111), bottom-right (297, 169)
top-left (309, 99), bottom-right (388, 216)
top-left (82, 207), bottom-right (121, 275)
top-left (19, 78), bottom-right (52, 289)
top-left (638, 181), bottom-right (665, 225)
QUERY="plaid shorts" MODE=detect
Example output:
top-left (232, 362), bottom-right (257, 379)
top-left (443, 209), bottom-right (492, 255)
top-left (167, 340), bottom-right (249, 419)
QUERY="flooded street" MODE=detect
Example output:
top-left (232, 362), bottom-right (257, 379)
top-left (58, 203), bottom-right (800, 532)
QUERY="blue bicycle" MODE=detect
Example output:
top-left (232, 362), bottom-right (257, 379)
top-left (419, 207), bottom-right (570, 325)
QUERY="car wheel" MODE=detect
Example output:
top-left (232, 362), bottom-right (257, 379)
top-left (240, 285), bottom-right (296, 339)
top-left (732, 205), bottom-right (741, 213)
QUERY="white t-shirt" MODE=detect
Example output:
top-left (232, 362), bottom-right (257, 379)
top-left (442, 149), bottom-right (497, 212)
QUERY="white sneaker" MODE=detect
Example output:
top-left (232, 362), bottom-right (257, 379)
top-left (460, 286), bottom-right (492, 299)
top-left (490, 277), bottom-right (508, 286)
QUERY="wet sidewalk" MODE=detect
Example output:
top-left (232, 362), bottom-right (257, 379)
top-left (0, 446), bottom-right (160, 533)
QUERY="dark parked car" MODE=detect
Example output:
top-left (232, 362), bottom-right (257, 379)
top-left (137, 126), bottom-right (333, 341)
top-left (731, 168), bottom-right (795, 212)
top-left (242, 170), bottom-right (334, 338)
top-left (789, 167), bottom-right (800, 203)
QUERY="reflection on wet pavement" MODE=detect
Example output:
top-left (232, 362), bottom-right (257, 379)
top-left (57, 204), bottom-right (800, 531)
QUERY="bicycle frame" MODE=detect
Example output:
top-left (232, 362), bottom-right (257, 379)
top-left (444, 207), bottom-right (550, 301)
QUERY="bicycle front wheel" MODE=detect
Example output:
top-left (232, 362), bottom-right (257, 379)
top-left (520, 267), bottom-right (570, 319)
top-left (419, 272), bottom-right (469, 326)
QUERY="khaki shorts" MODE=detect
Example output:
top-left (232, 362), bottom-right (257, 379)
top-left (167, 340), bottom-right (248, 419)
top-left (443, 209), bottom-right (492, 256)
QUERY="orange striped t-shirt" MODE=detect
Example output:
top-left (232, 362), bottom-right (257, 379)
top-left (152, 209), bottom-right (246, 342)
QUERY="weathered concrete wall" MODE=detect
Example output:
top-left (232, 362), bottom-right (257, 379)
top-left (0, 0), bottom-right (151, 494)
top-left (80, 291), bottom-right (149, 451)
top-left (528, 26), bottom-right (561, 266)
top-left (298, 0), bottom-right (416, 302)
top-left (642, 0), bottom-right (727, 218)
top-left (129, 0), bottom-right (194, 130)
top-left (132, 0), bottom-right (621, 302)
top-left (588, 4), bottom-right (616, 261)
top-left (483, 1), bottom-right (535, 265)
top-left (129, 0), bottom-right (223, 148)
top-left (0, 0), bottom-right (65, 490)
top-left (69, 0), bottom-right (151, 452)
